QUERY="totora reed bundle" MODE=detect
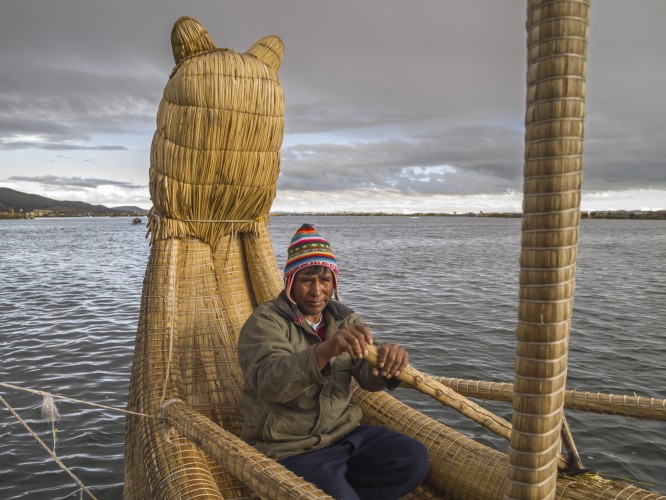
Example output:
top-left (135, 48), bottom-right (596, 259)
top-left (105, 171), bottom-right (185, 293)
top-left (124, 13), bottom-right (665, 500)
top-left (147, 15), bottom-right (284, 246)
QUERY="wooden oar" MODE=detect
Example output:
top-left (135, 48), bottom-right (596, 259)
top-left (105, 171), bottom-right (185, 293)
top-left (364, 344), bottom-right (584, 472)
top-left (560, 415), bottom-right (585, 473)
top-left (363, 343), bottom-right (512, 440)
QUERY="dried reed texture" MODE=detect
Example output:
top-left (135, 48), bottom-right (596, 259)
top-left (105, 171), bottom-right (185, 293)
top-left (243, 219), bottom-right (284, 305)
top-left (431, 376), bottom-right (666, 421)
top-left (125, 239), bottom-right (234, 499)
top-left (507, 1), bottom-right (590, 498)
top-left (212, 233), bottom-right (256, 339)
top-left (162, 399), bottom-right (444, 500)
top-left (125, 16), bottom-right (286, 499)
top-left (147, 15), bottom-right (284, 248)
top-left (161, 400), bottom-right (332, 499)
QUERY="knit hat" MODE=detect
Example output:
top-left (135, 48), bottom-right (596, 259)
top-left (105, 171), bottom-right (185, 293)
top-left (284, 224), bottom-right (339, 302)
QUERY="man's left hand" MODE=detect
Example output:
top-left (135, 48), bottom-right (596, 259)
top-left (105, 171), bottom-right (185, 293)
top-left (373, 343), bottom-right (408, 378)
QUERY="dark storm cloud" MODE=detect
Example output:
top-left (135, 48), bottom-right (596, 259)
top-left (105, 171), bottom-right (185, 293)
top-left (285, 103), bottom-right (422, 134)
top-left (1, 0), bottom-right (664, 200)
top-left (0, 0), bottom-right (166, 152)
top-left (0, 64), bottom-right (161, 149)
top-left (280, 124), bottom-right (523, 195)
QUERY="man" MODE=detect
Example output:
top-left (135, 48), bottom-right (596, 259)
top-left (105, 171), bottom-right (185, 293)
top-left (238, 223), bottom-right (429, 499)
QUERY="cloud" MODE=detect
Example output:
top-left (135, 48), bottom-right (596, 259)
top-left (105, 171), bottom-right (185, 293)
top-left (285, 102), bottom-right (425, 135)
top-left (0, 139), bottom-right (129, 151)
top-left (1, 175), bottom-right (152, 209)
top-left (280, 125), bottom-right (524, 195)
top-left (7, 175), bottom-right (145, 190)
top-left (0, 66), bottom-right (160, 150)
top-left (272, 188), bottom-right (524, 215)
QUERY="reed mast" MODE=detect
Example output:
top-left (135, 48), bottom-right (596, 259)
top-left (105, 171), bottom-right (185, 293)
top-left (506, 1), bottom-right (590, 498)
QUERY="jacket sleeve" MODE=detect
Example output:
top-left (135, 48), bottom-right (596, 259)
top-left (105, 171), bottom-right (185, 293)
top-left (238, 306), bottom-right (325, 403)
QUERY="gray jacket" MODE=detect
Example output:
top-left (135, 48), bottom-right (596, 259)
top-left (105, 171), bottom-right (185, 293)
top-left (238, 291), bottom-right (396, 459)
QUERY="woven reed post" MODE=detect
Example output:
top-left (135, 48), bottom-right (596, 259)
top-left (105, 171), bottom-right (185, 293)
top-left (506, 1), bottom-right (590, 499)
top-left (430, 376), bottom-right (666, 421)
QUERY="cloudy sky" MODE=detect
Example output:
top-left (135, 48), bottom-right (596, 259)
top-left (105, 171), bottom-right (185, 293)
top-left (1, 1), bottom-right (664, 213)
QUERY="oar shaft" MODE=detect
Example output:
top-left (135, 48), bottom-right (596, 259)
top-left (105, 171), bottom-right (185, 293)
top-left (560, 415), bottom-right (585, 472)
top-left (364, 344), bottom-right (512, 440)
top-left (365, 345), bottom-right (579, 471)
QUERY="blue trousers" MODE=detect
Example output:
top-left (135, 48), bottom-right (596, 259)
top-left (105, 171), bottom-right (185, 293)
top-left (278, 425), bottom-right (429, 500)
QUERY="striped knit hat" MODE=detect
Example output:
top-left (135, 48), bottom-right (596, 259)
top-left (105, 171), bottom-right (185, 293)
top-left (284, 224), bottom-right (339, 302)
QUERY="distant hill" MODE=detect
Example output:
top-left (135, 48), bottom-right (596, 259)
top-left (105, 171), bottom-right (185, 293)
top-left (0, 187), bottom-right (148, 216)
top-left (110, 205), bottom-right (150, 213)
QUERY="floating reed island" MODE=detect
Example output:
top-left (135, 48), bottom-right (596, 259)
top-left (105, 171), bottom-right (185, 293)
top-left (124, 4), bottom-right (665, 499)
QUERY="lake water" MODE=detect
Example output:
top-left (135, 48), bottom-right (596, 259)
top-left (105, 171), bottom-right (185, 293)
top-left (1, 215), bottom-right (664, 498)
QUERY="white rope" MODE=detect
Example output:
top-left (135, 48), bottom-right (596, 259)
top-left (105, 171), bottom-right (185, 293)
top-left (150, 208), bottom-right (268, 224)
top-left (40, 393), bottom-right (60, 452)
top-left (0, 382), bottom-right (157, 419)
top-left (0, 394), bottom-right (99, 499)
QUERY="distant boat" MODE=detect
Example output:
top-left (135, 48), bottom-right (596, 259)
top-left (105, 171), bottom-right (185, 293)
top-left (132, 218), bottom-right (143, 224)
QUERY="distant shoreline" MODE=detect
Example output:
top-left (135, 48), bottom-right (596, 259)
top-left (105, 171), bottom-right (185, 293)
top-left (2, 210), bottom-right (665, 220)
top-left (2, 188), bottom-right (663, 220)
top-left (0, 212), bottom-right (145, 220)
top-left (269, 210), bottom-right (666, 220)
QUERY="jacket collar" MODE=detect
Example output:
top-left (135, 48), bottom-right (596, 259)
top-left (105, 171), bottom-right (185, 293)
top-left (275, 290), bottom-right (354, 324)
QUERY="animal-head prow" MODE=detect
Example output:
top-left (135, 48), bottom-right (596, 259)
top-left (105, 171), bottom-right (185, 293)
top-left (150, 17), bottom-right (285, 247)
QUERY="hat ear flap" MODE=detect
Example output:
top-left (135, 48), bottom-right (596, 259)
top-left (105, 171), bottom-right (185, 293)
top-left (246, 35), bottom-right (284, 71)
top-left (171, 16), bottom-right (216, 64)
top-left (332, 271), bottom-right (340, 302)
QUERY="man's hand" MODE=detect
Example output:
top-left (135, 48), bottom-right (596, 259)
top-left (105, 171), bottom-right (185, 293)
top-left (315, 324), bottom-right (373, 369)
top-left (373, 343), bottom-right (408, 379)
top-left (314, 324), bottom-right (408, 378)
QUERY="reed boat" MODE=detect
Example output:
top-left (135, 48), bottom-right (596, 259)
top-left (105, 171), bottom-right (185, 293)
top-left (124, 3), bottom-right (666, 499)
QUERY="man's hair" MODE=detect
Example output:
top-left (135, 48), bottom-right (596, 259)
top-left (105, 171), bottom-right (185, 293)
top-left (298, 265), bottom-right (332, 277)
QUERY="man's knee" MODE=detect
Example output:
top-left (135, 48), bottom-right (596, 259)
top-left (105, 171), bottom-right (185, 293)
top-left (406, 437), bottom-right (429, 484)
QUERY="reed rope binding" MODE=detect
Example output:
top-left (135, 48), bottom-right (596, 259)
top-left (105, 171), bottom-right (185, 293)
top-left (149, 209), bottom-right (268, 224)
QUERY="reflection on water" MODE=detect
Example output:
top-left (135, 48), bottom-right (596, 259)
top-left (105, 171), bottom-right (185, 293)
top-left (1, 216), bottom-right (664, 498)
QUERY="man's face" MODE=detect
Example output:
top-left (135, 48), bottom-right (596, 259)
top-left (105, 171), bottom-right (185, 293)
top-left (290, 267), bottom-right (334, 322)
